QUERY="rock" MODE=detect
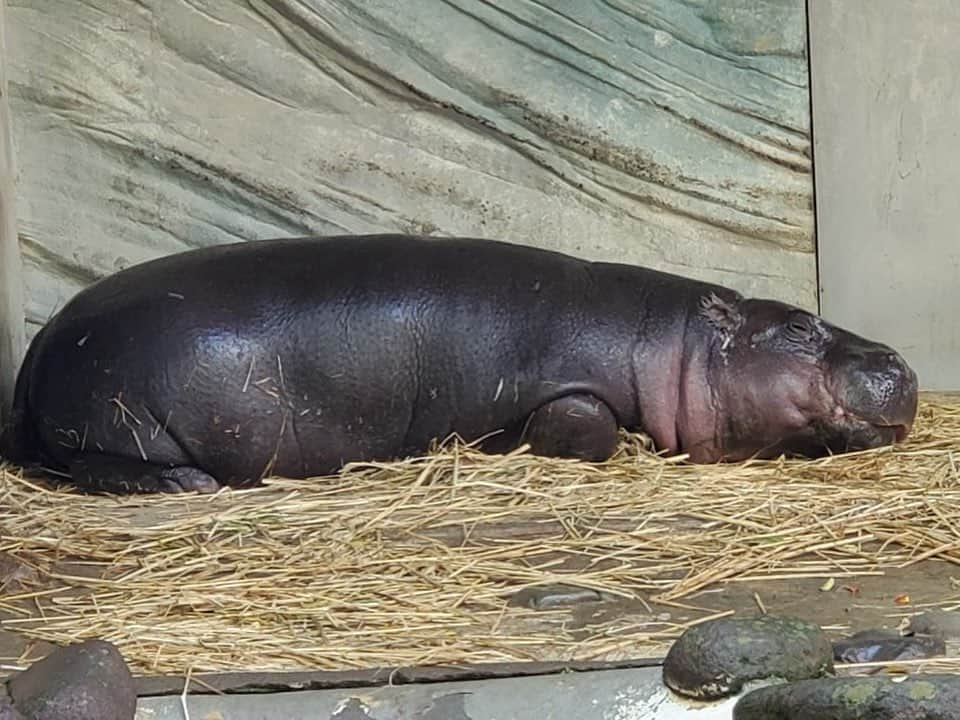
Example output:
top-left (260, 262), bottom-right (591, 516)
top-left (0, 553), bottom-right (39, 593)
top-left (833, 629), bottom-right (946, 664)
top-left (662, 615), bottom-right (834, 701)
top-left (733, 674), bottom-right (960, 720)
top-left (0, 696), bottom-right (24, 720)
top-left (907, 609), bottom-right (960, 640)
top-left (7, 639), bottom-right (136, 720)
top-left (510, 584), bottom-right (607, 609)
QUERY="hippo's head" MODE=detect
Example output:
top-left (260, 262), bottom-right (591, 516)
top-left (697, 293), bottom-right (919, 462)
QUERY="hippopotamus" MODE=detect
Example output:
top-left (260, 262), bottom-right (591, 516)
top-left (0, 234), bottom-right (918, 494)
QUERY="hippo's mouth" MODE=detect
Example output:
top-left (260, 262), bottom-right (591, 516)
top-left (830, 400), bottom-right (913, 446)
top-left (842, 415), bottom-right (911, 447)
top-left (869, 422), bottom-right (909, 443)
top-left (817, 404), bottom-right (914, 453)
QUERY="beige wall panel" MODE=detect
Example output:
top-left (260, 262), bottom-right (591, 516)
top-left (810, 0), bottom-right (960, 390)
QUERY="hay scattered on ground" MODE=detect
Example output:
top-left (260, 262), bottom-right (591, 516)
top-left (1, 395), bottom-right (960, 675)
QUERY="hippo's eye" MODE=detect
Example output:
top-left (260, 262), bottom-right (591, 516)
top-left (785, 317), bottom-right (815, 342)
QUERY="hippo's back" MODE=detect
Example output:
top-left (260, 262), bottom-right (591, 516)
top-left (49, 234), bottom-right (594, 324)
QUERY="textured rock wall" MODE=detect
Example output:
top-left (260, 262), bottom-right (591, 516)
top-left (0, 3), bottom-right (24, 419)
top-left (7, 0), bottom-right (814, 341)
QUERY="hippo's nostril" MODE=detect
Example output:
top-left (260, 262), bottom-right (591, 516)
top-left (884, 352), bottom-right (908, 372)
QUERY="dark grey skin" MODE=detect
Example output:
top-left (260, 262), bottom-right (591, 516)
top-left (0, 234), bottom-right (919, 494)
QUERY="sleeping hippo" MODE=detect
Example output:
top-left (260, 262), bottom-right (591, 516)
top-left (0, 234), bottom-right (918, 494)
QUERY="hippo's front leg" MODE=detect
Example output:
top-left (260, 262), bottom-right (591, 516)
top-left (521, 393), bottom-right (619, 462)
top-left (68, 454), bottom-right (222, 495)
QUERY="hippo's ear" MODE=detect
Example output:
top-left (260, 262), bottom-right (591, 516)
top-left (699, 293), bottom-right (743, 346)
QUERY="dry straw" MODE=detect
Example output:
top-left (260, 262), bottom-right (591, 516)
top-left (1, 394), bottom-right (959, 675)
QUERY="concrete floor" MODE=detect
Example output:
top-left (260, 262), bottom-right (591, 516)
top-left (5, 559), bottom-right (959, 678)
top-left (6, 559), bottom-right (960, 720)
top-left (134, 666), bottom-right (771, 720)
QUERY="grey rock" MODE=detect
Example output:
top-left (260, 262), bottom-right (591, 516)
top-left (907, 608), bottom-right (960, 640)
top-left (833, 628), bottom-right (946, 664)
top-left (8, 639), bottom-right (136, 720)
top-left (0, 696), bottom-right (24, 720)
top-left (510, 584), bottom-right (607, 609)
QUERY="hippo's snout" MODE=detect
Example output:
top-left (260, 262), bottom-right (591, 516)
top-left (833, 346), bottom-right (919, 438)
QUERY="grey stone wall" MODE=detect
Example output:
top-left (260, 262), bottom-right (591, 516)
top-left (7, 0), bottom-right (814, 341)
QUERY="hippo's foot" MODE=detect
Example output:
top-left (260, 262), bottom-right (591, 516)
top-left (68, 453), bottom-right (222, 495)
top-left (158, 466), bottom-right (223, 494)
top-left (522, 393), bottom-right (619, 462)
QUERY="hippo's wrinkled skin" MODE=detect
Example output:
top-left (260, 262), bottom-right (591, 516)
top-left (0, 234), bottom-right (919, 494)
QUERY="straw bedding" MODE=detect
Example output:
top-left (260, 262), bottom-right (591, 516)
top-left (1, 394), bottom-right (959, 676)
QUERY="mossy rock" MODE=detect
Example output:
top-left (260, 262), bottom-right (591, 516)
top-left (662, 615), bottom-right (834, 700)
top-left (733, 674), bottom-right (960, 719)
